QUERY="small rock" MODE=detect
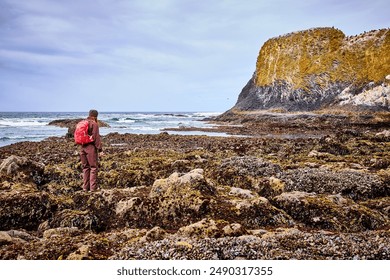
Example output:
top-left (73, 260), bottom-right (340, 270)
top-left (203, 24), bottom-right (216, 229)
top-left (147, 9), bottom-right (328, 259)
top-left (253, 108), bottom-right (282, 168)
top-left (177, 219), bottom-right (225, 239)
top-left (150, 169), bottom-right (214, 198)
top-left (115, 197), bottom-right (142, 216)
top-left (268, 176), bottom-right (285, 193)
top-left (175, 241), bottom-right (193, 249)
top-left (177, 169), bottom-right (205, 185)
top-left (6, 230), bottom-right (36, 241)
top-left (222, 223), bottom-right (247, 236)
top-left (0, 231), bottom-right (13, 245)
top-left (43, 227), bottom-right (80, 239)
top-left (247, 229), bottom-right (268, 237)
top-left (66, 245), bottom-right (90, 260)
top-left (140, 226), bottom-right (167, 242)
top-left (229, 187), bottom-right (255, 199)
top-left (308, 150), bottom-right (331, 158)
top-left (376, 130), bottom-right (390, 137)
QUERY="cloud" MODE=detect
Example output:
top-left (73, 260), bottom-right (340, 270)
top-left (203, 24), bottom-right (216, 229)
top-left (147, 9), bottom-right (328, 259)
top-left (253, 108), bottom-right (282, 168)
top-left (0, 0), bottom-right (389, 111)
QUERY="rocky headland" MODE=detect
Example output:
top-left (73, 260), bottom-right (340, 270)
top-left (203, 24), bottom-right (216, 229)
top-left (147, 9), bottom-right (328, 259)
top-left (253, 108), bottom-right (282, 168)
top-left (228, 27), bottom-right (390, 112)
top-left (1, 27), bottom-right (389, 260)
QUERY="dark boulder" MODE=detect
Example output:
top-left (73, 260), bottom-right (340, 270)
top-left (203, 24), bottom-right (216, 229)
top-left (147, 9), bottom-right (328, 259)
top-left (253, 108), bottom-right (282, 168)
top-left (48, 119), bottom-right (110, 138)
top-left (0, 155), bottom-right (45, 185)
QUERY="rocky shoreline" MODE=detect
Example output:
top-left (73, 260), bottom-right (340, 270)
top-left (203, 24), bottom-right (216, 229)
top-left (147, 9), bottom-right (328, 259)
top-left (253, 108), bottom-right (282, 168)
top-left (0, 112), bottom-right (389, 259)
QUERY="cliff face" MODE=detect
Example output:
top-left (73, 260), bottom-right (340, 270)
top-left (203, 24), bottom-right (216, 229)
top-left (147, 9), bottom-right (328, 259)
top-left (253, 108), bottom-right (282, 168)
top-left (232, 27), bottom-right (390, 111)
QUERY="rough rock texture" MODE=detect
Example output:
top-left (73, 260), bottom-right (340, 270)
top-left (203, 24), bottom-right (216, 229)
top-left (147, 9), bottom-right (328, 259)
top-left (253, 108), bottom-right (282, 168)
top-left (0, 190), bottom-right (53, 231)
top-left (0, 155), bottom-right (45, 184)
top-left (272, 191), bottom-right (388, 232)
top-left (111, 228), bottom-right (390, 260)
top-left (279, 168), bottom-right (388, 200)
top-left (0, 123), bottom-right (389, 259)
top-left (227, 27), bottom-right (390, 112)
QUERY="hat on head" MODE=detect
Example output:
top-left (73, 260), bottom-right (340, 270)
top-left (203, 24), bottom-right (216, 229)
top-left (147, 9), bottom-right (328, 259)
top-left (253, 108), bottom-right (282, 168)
top-left (89, 109), bottom-right (98, 117)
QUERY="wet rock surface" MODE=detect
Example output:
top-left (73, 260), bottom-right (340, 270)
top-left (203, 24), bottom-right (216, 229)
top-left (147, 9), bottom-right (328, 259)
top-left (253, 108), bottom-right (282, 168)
top-left (0, 112), bottom-right (389, 259)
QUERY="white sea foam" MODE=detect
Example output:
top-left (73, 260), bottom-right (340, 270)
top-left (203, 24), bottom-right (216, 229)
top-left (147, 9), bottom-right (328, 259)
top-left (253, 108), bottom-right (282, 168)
top-left (0, 112), bottom-right (224, 147)
top-left (0, 119), bottom-right (47, 127)
top-left (193, 112), bottom-right (221, 118)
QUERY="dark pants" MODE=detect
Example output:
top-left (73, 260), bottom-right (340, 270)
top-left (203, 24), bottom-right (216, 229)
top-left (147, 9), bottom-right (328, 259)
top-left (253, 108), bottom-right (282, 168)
top-left (80, 144), bottom-right (98, 191)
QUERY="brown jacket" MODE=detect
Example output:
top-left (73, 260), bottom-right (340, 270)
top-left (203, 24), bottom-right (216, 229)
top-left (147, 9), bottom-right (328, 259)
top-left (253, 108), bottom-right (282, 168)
top-left (87, 117), bottom-right (102, 152)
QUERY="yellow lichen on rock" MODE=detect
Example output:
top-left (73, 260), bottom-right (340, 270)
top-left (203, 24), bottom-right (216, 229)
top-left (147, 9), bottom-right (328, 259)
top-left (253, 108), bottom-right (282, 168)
top-left (255, 27), bottom-right (390, 90)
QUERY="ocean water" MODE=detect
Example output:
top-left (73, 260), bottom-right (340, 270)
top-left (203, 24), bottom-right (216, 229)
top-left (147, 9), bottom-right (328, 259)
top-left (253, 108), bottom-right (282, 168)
top-left (0, 112), bottom-right (223, 147)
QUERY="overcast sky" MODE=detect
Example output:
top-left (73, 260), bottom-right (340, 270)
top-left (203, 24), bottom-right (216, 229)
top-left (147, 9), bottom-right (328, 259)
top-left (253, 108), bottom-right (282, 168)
top-left (0, 0), bottom-right (388, 112)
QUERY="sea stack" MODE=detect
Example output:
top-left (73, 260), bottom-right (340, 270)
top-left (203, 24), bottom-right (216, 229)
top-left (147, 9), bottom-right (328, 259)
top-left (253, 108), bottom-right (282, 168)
top-left (228, 27), bottom-right (390, 112)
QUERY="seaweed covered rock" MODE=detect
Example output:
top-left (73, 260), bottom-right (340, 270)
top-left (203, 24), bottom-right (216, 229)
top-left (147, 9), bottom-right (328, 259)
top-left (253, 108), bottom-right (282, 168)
top-left (111, 228), bottom-right (390, 260)
top-left (360, 197), bottom-right (390, 216)
top-left (278, 168), bottom-right (388, 200)
top-left (43, 227), bottom-right (80, 239)
top-left (176, 219), bottom-right (247, 239)
top-left (0, 128), bottom-right (389, 260)
top-left (71, 188), bottom-right (146, 230)
top-left (117, 169), bottom-right (215, 230)
top-left (212, 156), bottom-right (282, 190)
top-left (66, 245), bottom-right (91, 260)
top-left (272, 191), bottom-right (389, 232)
top-left (225, 196), bottom-right (295, 228)
top-left (0, 155), bottom-right (45, 185)
top-left (150, 168), bottom-right (214, 197)
top-left (48, 209), bottom-right (100, 231)
top-left (0, 190), bottom-right (53, 231)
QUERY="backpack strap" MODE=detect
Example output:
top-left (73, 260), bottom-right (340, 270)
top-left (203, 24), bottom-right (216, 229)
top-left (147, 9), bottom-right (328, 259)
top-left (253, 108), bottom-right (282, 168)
top-left (87, 120), bottom-right (92, 136)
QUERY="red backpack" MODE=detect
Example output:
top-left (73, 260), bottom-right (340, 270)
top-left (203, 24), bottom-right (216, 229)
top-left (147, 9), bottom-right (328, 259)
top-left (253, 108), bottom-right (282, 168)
top-left (74, 120), bottom-right (94, 145)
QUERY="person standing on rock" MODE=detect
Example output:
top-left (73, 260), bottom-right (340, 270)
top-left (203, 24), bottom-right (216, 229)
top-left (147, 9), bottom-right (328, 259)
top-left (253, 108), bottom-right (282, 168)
top-left (79, 109), bottom-right (103, 192)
